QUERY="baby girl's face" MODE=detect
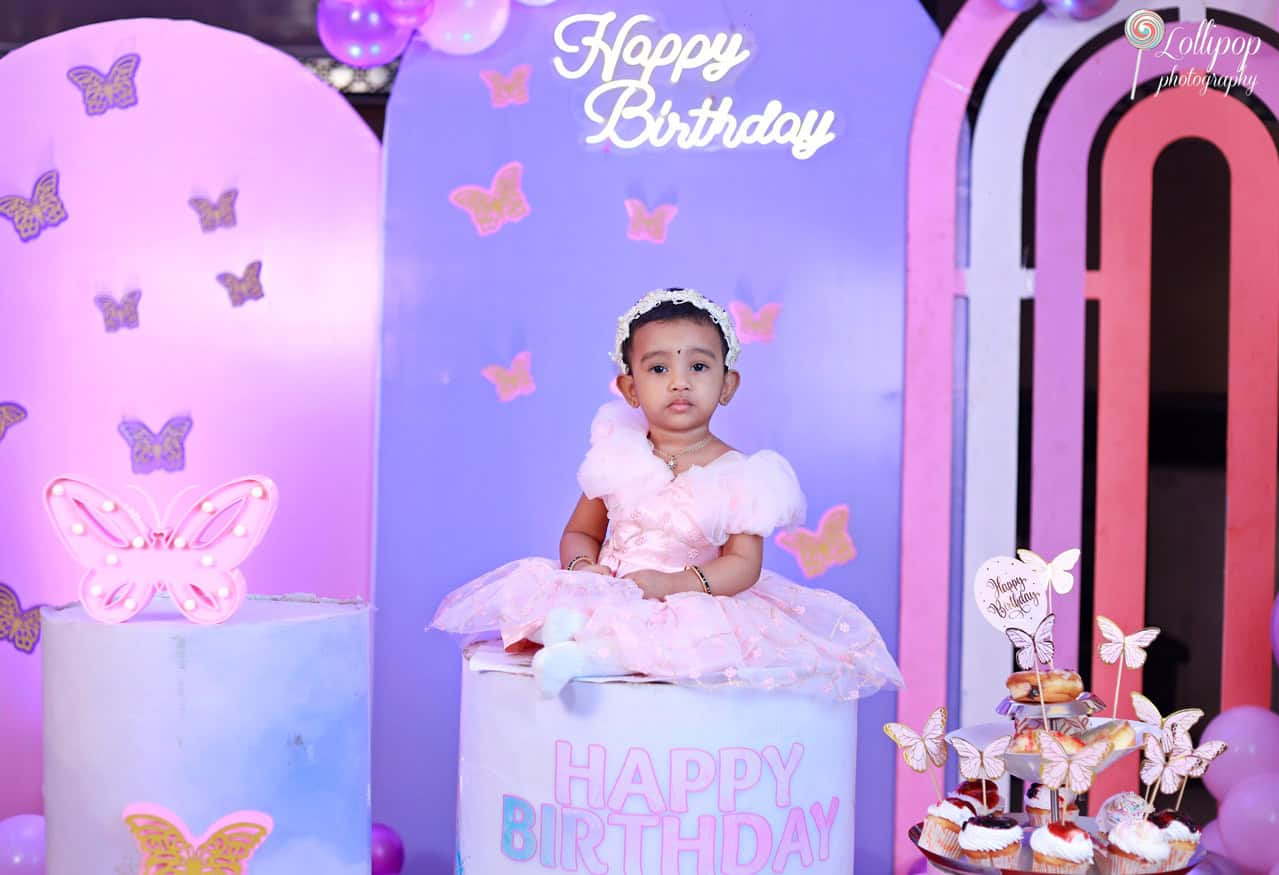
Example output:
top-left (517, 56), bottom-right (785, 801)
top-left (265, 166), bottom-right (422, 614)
top-left (622, 318), bottom-right (734, 431)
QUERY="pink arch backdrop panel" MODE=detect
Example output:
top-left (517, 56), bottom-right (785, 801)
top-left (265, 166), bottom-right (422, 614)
top-left (899, 2), bottom-right (1018, 869)
top-left (1033, 20), bottom-right (1279, 691)
top-left (1085, 86), bottom-right (1279, 807)
top-left (0, 19), bottom-right (381, 817)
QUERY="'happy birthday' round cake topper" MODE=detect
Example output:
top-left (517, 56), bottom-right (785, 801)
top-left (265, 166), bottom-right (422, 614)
top-left (43, 475), bottom-right (278, 625)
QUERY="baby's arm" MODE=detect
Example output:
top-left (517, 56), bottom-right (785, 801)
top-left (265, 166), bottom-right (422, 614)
top-left (627, 533), bottom-right (764, 599)
top-left (560, 494), bottom-right (613, 575)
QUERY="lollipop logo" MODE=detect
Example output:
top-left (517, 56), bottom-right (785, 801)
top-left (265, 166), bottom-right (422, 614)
top-left (1125, 9), bottom-right (1165, 51)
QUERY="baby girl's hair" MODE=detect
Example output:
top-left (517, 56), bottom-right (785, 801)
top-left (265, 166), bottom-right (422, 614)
top-left (619, 294), bottom-right (731, 373)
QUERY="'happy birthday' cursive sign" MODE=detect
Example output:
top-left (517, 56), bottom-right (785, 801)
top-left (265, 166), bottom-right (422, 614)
top-left (973, 556), bottom-right (1048, 632)
top-left (552, 12), bottom-right (838, 160)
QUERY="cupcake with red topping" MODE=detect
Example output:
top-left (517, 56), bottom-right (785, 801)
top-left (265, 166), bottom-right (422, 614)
top-left (959, 813), bottom-right (1023, 868)
top-left (1104, 818), bottom-right (1170, 874)
top-left (1147, 809), bottom-right (1200, 868)
top-left (955, 779), bottom-right (1004, 815)
top-left (1024, 782), bottom-right (1079, 826)
top-left (1029, 821), bottom-right (1094, 874)
top-left (920, 796), bottom-right (976, 857)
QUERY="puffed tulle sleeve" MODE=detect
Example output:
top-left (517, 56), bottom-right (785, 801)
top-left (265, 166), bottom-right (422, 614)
top-left (576, 401), bottom-right (670, 504)
top-left (687, 450), bottom-right (807, 545)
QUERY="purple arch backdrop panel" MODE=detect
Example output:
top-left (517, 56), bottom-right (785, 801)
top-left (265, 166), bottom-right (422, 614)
top-left (374, 1), bottom-right (937, 869)
top-left (0, 18), bottom-right (381, 818)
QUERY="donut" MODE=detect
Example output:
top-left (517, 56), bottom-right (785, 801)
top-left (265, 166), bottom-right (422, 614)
top-left (1010, 729), bottom-right (1084, 754)
top-left (1006, 669), bottom-right (1084, 703)
top-left (1081, 719), bottom-right (1137, 750)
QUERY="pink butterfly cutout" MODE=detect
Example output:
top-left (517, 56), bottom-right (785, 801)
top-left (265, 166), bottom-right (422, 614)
top-left (122, 802), bottom-right (273, 874)
top-left (775, 504), bottom-right (856, 578)
top-left (480, 64), bottom-right (531, 108)
top-left (624, 199), bottom-right (678, 244)
top-left (43, 475), bottom-right (278, 625)
top-left (482, 351), bottom-right (535, 402)
top-left (728, 301), bottom-right (782, 343)
top-left (449, 162), bottom-right (530, 236)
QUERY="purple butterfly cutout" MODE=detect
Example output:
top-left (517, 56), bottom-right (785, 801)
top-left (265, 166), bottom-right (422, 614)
top-left (66, 54), bottom-right (140, 116)
top-left (0, 582), bottom-right (41, 654)
top-left (118, 415), bottom-right (193, 474)
top-left (94, 289), bottom-right (141, 332)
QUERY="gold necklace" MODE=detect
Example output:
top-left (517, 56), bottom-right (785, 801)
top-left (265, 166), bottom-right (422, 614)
top-left (649, 433), bottom-right (716, 472)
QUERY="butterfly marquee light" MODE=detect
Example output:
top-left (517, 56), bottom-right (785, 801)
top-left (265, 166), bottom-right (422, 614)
top-left (44, 475), bottom-right (278, 625)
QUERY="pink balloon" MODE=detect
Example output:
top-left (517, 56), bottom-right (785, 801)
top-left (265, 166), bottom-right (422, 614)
top-left (417, 0), bottom-right (510, 55)
top-left (0, 814), bottom-right (45, 873)
top-left (1202, 706), bottom-right (1279, 800)
top-left (1219, 774), bottom-right (1279, 872)
top-left (316, 0), bottom-right (414, 68)
top-left (371, 822), bottom-right (405, 875)
top-left (381, 0), bottom-right (435, 29)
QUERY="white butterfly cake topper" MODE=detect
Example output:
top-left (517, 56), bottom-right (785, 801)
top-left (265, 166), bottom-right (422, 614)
top-left (44, 475), bottom-right (278, 625)
top-left (884, 706), bottom-right (948, 802)
top-left (1133, 692), bottom-right (1226, 809)
top-left (1098, 616), bottom-right (1161, 718)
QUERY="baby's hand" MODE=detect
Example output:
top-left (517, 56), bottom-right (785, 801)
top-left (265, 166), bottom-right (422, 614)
top-left (624, 569), bottom-right (679, 600)
top-left (572, 562), bottom-right (614, 577)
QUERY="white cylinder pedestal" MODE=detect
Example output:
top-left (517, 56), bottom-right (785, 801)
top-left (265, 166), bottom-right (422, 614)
top-left (41, 594), bottom-right (371, 875)
top-left (456, 649), bottom-right (858, 875)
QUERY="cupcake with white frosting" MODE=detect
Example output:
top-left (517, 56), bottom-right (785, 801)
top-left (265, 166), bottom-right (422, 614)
top-left (1025, 782), bottom-right (1079, 826)
top-left (1104, 819), bottom-right (1170, 874)
top-left (959, 813), bottom-right (1023, 868)
top-left (1096, 791), bottom-right (1154, 839)
top-left (1148, 809), bottom-right (1200, 867)
top-left (920, 796), bottom-right (976, 858)
top-left (1030, 821), bottom-right (1094, 874)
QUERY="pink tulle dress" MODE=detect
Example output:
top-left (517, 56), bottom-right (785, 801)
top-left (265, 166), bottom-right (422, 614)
top-left (431, 401), bottom-right (903, 702)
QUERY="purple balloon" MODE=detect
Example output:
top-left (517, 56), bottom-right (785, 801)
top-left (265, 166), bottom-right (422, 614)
top-left (1202, 819), bottom-right (1228, 856)
top-left (0, 814), bottom-right (45, 873)
top-left (997, 0), bottom-right (1040, 11)
top-left (380, 0), bottom-right (435, 29)
top-left (1203, 707), bottom-right (1279, 800)
top-left (1271, 593), bottom-right (1278, 667)
top-left (1219, 774), bottom-right (1279, 872)
top-left (907, 857), bottom-right (928, 875)
top-left (1044, 0), bottom-right (1118, 19)
top-left (316, 0), bottom-right (414, 68)
top-left (371, 822), bottom-right (405, 875)
top-left (1191, 853), bottom-right (1247, 875)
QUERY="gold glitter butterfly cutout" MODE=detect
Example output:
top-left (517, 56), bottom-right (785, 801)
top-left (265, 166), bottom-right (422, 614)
top-left (217, 261), bottom-right (264, 307)
top-left (0, 583), bottom-right (41, 654)
top-left (480, 64), bottom-right (531, 107)
top-left (448, 162), bottom-right (531, 236)
top-left (190, 189), bottom-right (238, 232)
top-left (66, 53), bottom-right (140, 115)
top-left (94, 290), bottom-right (141, 332)
top-left (123, 803), bottom-right (273, 875)
top-left (0, 170), bottom-right (68, 241)
top-left (775, 504), bottom-right (856, 578)
top-left (0, 402), bottom-right (28, 443)
top-left (624, 199), bottom-right (678, 244)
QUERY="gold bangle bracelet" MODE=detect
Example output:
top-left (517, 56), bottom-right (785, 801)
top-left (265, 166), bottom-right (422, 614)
top-left (686, 564), bottom-right (712, 595)
top-left (566, 555), bottom-right (591, 571)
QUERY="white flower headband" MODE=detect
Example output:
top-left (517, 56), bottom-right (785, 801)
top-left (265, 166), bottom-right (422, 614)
top-left (609, 288), bottom-right (741, 374)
